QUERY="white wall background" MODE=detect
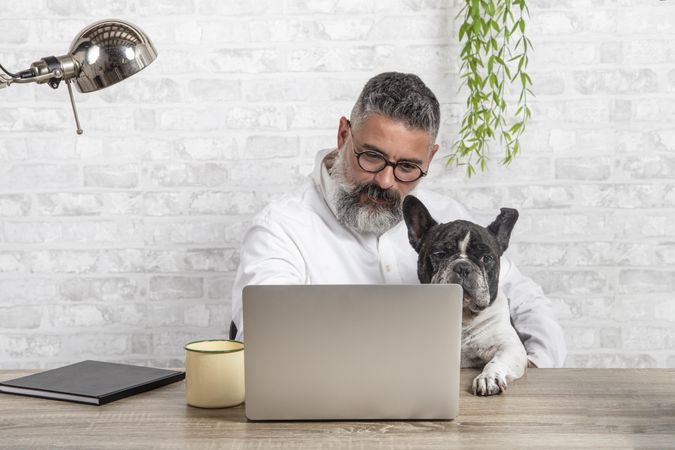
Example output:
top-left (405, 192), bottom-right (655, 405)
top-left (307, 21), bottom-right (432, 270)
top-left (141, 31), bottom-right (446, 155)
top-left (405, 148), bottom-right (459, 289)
top-left (1, 0), bottom-right (674, 369)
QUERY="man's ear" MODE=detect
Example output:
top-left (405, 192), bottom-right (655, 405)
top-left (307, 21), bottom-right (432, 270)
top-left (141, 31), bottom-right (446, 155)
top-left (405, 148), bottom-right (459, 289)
top-left (429, 143), bottom-right (439, 162)
top-left (486, 208), bottom-right (519, 254)
top-left (337, 116), bottom-right (350, 149)
top-left (402, 195), bottom-right (437, 253)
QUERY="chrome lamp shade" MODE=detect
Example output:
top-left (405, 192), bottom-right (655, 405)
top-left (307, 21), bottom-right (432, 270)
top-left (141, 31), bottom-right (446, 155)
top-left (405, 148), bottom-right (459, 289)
top-left (0, 19), bottom-right (157, 134)
top-left (70, 19), bottom-right (158, 93)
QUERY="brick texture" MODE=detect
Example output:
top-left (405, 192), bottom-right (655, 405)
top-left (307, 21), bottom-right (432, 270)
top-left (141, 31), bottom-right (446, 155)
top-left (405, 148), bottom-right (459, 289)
top-left (1, 1), bottom-right (674, 368)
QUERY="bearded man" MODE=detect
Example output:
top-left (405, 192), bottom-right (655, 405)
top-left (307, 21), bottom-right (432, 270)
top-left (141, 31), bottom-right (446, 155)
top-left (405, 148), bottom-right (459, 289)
top-left (229, 72), bottom-right (566, 368)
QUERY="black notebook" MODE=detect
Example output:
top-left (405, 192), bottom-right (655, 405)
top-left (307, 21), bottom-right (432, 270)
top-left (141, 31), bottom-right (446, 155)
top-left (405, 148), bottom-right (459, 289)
top-left (0, 360), bottom-right (185, 405)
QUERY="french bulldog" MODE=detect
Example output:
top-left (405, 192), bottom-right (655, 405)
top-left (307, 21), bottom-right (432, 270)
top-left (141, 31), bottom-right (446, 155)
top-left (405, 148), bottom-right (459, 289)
top-left (402, 195), bottom-right (527, 396)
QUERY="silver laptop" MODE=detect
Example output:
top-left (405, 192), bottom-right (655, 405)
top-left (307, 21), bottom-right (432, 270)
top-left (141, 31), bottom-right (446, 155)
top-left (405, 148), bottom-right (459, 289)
top-left (242, 284), bottom-right (462, 421)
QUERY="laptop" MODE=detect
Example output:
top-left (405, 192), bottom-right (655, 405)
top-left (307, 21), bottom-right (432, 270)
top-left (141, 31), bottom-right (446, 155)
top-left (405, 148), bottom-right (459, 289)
top-left (242, 284), bottom-right (462, 421)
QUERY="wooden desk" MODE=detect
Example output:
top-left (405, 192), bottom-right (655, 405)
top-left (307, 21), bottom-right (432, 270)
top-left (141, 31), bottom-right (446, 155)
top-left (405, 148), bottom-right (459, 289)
top-left (1, 369), bottom-right (673, 449)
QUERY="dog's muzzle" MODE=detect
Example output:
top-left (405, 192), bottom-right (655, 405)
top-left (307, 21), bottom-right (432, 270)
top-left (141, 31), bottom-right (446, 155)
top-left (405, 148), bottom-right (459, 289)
top-left (431, 259), bottom-right (491, 312)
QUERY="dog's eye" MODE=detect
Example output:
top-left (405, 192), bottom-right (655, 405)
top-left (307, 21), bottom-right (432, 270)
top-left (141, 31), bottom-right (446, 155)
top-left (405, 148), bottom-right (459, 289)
top-left (432, 250), bottom-right (448, 259)
top-left (481, 254), bottom-right (494, 264)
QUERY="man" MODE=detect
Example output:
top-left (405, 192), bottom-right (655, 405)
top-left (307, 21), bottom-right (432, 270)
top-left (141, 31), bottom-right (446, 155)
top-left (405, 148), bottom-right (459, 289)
top-left (230, 72), bottom-right (566, 368)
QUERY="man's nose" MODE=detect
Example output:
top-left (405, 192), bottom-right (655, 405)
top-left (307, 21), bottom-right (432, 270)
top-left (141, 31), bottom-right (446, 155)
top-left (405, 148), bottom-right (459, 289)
top-left (373, 165), bottom-right (396, 189)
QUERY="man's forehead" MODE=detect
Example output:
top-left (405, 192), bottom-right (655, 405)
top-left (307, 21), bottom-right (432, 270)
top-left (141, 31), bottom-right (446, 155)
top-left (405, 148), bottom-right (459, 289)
top-left (354, 116), bottom-right (434, 159)
top-left (355, 114), bottom-right (431, 137)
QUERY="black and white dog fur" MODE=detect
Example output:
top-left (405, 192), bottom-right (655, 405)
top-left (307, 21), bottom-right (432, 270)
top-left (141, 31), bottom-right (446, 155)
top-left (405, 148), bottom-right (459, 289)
top-left (402, 195), bottom-right (527, 396)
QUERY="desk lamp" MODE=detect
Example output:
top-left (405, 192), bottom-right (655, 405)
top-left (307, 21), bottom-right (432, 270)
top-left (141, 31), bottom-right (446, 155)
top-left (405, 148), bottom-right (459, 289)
top-left (0, 19), bottom-right (157, 134)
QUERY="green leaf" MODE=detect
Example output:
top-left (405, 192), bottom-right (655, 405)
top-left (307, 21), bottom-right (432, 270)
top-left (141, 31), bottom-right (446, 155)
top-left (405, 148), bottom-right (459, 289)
top-left (503, 64), bottom-right (511, 79)
top-left (482, 20), bottom-right (491, 35)
top-left (459, 23), bottom-right (468, 41)
top-left (489, 73), bottom-right (498, 87)
top-left (525, 36), bottom-right (534, 49)
top-left (472, 18), bottom-right (482, 34)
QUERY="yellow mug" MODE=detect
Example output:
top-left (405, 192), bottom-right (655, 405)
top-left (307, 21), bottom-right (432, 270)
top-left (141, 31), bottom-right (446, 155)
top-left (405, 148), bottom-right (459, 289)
top-left (184, 339), bottom-right (245, 408)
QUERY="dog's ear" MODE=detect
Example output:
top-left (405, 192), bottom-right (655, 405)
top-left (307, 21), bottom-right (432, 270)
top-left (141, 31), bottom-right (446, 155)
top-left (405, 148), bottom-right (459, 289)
top-left (487, 208), bottom-right (519, 254)
top-left (402, 195), bottom-right (437, 253)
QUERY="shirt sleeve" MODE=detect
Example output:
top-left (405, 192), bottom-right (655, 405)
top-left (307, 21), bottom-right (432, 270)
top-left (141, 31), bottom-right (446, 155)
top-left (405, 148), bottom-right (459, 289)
top-left (230, 214), bottom-right (306, 340)
top-left (499, 256), bottom-right (567, 368)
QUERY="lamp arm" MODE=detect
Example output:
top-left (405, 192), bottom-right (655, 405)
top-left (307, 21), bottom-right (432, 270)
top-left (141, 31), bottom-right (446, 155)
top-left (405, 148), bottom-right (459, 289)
top-left (1, 58), bottom-right (83, 134)
top-left (0, 73), bottom-right (11, 89)
top-left (4, 70), bottom-right (64, 85)
top-left (65, 79), bottom-right (83, 135)
top-left (1, 62), bottom-right (83, 134)
top-left (0, 56), bottom-right (78, 89)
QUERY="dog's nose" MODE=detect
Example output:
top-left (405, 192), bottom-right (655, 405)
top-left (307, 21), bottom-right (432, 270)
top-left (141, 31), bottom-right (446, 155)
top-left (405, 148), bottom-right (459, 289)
top-left (453, 262), bottom-right (471, 278)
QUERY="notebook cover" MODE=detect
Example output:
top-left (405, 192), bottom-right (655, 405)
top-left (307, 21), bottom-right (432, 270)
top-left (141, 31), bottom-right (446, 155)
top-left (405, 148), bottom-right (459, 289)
top-left (0, 360), bottom-right (185, 405)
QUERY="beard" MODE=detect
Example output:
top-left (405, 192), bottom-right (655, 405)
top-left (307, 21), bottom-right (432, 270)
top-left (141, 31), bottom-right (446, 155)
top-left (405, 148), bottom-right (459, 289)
top-left (329, 149), bottom-right (404, 235)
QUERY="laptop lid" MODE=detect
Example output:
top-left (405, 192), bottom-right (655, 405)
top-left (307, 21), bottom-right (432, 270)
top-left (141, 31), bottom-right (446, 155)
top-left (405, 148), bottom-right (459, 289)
top-left (242, 284), bottom-right (462, 421)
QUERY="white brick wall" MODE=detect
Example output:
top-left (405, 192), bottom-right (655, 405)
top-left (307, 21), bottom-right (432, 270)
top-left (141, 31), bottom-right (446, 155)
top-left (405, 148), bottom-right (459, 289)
top-left (1, 0), bottom-right (674, 369)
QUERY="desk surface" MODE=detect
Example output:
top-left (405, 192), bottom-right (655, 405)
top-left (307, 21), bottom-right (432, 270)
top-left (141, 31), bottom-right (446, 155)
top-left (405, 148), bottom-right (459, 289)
top-left (1, 368), bottom-right (674, 449)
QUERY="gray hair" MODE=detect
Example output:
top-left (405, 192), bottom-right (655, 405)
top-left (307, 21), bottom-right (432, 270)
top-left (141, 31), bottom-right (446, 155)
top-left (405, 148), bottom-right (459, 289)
top-left (350, 72), bottom-right (440, 141)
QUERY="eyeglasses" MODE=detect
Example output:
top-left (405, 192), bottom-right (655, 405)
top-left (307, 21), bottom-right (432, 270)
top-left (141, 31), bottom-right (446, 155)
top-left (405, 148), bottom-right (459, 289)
top-left (347, 121), bottom-right (427, 183)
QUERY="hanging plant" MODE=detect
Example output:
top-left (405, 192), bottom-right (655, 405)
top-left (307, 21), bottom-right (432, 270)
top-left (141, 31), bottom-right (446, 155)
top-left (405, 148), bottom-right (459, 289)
top-left (448, 0), bottom-right (533, 177)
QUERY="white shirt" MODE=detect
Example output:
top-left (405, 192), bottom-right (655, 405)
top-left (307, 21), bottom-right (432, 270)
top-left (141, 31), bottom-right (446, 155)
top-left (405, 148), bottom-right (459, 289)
top-left (231, 149), bottom-right (567, 368)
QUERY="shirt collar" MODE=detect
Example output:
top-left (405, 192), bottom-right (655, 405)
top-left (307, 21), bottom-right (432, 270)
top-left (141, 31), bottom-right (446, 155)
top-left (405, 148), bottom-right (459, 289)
top-left (312, 148), bottom-right (340, 218)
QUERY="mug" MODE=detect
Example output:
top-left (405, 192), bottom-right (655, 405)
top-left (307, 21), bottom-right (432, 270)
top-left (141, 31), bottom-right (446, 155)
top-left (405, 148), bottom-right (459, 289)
top-left (184, 339), bottom-right (245, 408)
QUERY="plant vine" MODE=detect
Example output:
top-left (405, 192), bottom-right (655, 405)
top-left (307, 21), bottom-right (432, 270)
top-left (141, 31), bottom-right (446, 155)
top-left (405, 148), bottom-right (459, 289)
top-left (448, 0), bottom-right (533, 177)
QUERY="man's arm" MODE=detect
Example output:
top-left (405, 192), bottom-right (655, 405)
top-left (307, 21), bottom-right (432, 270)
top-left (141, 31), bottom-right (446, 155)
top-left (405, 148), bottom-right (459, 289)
top-left (230, 217), bottom-right (306, 340)
top-left (499, 256), bottom-right (567, 368)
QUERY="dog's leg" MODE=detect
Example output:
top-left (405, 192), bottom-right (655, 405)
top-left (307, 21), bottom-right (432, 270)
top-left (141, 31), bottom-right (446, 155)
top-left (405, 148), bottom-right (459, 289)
top-left (472, 332), bottom-right (527, 396)
top-left (467, 294), bottom-right (528, 396)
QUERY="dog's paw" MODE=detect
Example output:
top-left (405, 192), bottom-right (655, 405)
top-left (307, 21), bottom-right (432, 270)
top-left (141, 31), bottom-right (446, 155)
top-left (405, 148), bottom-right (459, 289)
top-left (472, 368), bottom-right (508, 396)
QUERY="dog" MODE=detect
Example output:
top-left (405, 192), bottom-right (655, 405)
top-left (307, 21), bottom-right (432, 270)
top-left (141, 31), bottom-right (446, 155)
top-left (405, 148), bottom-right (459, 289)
top-left (402, 195), bottom-right (527, 396)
